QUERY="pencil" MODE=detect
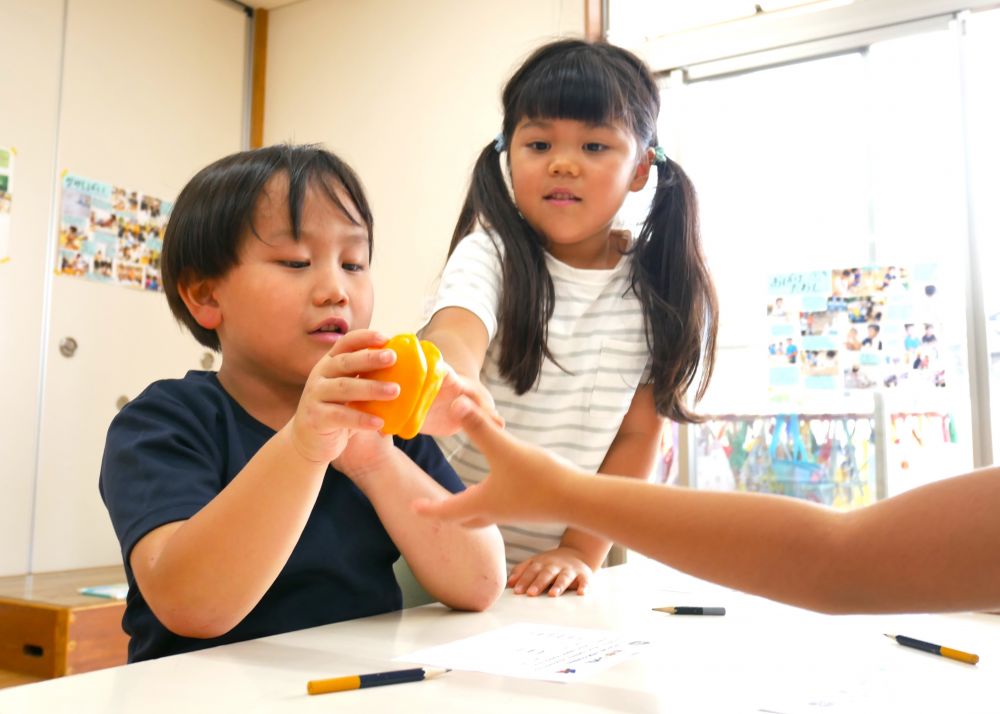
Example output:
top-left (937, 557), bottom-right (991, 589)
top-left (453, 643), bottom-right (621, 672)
top-left (653, 606), bottom-right (726, 616)
top-left (307, 666), bottom-right (450, 695)
top-left (884, 634), bottom-right (979, 665)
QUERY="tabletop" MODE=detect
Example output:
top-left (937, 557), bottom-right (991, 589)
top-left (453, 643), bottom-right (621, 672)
top-left (0, 557), bottom-right (995, 713)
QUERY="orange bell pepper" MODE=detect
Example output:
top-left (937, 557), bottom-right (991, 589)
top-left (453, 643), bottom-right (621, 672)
top-left (352, 334), bottom-right (448, 438)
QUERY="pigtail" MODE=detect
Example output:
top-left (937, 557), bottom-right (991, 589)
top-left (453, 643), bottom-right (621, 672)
top-left (448, 142), bottom-right (556, 394)
top-left (632, 156), bottom-right (719, 423)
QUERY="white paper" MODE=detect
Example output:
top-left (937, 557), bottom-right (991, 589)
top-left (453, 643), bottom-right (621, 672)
top-left (397, 623), bottom-right (652, 682)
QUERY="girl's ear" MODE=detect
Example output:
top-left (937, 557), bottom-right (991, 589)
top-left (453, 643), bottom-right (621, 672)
top-left (177, 273), bottom-right (223, 330)
top-left (629, 148), bottom-right (655, 192)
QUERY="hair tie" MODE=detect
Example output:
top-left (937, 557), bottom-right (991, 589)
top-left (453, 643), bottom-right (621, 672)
top-left (653, 146), bottom-right (668, 164)
top-left (494, 133), bottom-right (507, 153)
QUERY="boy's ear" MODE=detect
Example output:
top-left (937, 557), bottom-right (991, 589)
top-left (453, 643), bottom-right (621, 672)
top-left (177, 273), bottom-right (223, 330)
top-left (629, 148), bottom-right (655, 192)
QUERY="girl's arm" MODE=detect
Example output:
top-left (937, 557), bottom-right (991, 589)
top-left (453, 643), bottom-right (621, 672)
top-left (417, 398), bottom-right (1000, 614)
top-left (419, 307), bottom-right (500, 432)
top-left (508, 386), bottom-right (662, 596)
top-left (421, 307), bottom-right (491, 382)
top-left (337, 431), bottom-right (506, 611)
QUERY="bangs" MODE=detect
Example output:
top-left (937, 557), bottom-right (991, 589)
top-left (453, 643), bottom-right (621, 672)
top-left (286, 152), bottom-right (373, 248)
top-left (245, 146), bottom-right (374, 255)
top-left (505, 53), bottom-right (635, 129)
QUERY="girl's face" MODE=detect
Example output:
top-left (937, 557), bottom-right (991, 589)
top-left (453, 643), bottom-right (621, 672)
top-left (210, 175), bottom-right (374, 399)
top-left (508, 117), bottom-right (651, 268)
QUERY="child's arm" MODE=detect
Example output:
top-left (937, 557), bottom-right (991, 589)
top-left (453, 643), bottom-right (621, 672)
top-left (419, 307), bottom-right (503, 434)
top-left (129, 331), bottom-right (396, 638)
top-left (507, 386), bottom-right (662, 597)
top-left (417, 398), bottom-right (1000, 614)
top-left (334, 431), bottom-right (506, 611)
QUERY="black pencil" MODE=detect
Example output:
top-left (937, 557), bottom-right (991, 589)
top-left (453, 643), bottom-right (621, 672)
top-left (653, 606), bottom-right (726, 616)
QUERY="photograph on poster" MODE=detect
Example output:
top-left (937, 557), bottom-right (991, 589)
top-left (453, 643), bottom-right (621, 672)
top-left (768, 265), bottom-right (947, 393)
top-left (56, 172), bottom-right (170, 292)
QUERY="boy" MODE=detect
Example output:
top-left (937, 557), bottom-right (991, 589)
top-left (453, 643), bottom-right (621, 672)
top-left (100, 145), bottom-right (505, 662)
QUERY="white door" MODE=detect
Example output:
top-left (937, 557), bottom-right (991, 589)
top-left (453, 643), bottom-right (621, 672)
top-left (30, 0), bottom-right (247, 572)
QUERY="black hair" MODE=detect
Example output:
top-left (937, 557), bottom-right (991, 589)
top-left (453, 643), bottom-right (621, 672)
top-left (161, 144), bottom-right (373, 351)
top-left (449, 39), bottom-right (717, 422)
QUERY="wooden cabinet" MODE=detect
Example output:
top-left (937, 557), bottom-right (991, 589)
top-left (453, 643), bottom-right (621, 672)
top-left (0, 566), bottom-right (128, 680)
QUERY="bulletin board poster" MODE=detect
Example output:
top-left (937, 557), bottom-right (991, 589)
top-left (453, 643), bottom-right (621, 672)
top-left (56, 173), bottom-right (171, 292)
top-left (767, 266), bottom-right (947, 392)
top-left (0, 146), bottom-right (13, 263)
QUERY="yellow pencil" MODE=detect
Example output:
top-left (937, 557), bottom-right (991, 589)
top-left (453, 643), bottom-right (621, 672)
top-left (307, 666), bottom-right (449, 695)
top-left (884, 634), bottom-right (979, 665)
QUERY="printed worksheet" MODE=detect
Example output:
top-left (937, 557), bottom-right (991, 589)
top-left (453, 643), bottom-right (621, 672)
top-left (398, 623), bottom-right (652, 682)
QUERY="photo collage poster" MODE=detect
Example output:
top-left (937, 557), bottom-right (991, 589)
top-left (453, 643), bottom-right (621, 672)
top-left (57, 173), bottom-right (172, 292)
top-left (0, 146), bottom-right (13, 263)
top-left (767, 265), bottom-right (946, 392)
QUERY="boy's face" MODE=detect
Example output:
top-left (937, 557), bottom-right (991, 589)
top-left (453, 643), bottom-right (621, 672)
top-left (210, 175), bottom-right (374, 389)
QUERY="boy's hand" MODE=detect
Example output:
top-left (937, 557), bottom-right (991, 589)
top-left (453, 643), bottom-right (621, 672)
top-left (288, 330), bottom-right (399, 464)
top-left (413, 396), bottom-right (568, 527)
top-left (333, 428), bottom-right (395, 487)
top-left (420, 368), bottom-right (504, 436)
top-left (507, 548), bottom-right (593, 597)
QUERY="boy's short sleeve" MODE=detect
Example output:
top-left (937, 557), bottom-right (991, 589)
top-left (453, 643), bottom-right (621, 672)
top-left (99, 380), bottom-right (230, 566)
top-left (419, 231), bottom-right (503, 341)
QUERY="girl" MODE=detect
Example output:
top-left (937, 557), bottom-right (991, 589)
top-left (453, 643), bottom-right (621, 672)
top-left (420, 40), bottom-right (718, 597)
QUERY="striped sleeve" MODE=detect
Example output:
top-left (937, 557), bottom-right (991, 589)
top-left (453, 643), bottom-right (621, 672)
top-left (420, 231), bottom-right (503, 340)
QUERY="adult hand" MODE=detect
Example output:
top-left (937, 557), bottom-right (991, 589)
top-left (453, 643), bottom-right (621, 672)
top-left (413, 396), bottom-right (570, 527)
top-left (419, 368), bottom-right (504, 436)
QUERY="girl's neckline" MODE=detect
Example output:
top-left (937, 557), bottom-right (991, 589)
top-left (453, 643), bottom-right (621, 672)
top-left (544, 230), bottom-right (632, 282)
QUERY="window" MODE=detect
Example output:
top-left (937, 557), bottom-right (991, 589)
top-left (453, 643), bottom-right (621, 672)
top-left (640, 11), bottom-right (1000, 501)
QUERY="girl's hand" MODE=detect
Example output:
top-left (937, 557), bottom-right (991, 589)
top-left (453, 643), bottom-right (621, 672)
top-left (508, 548), bottom-right (593, 597)
top-left (413, 396), bottom-right (568, 526)
top-left (419, 368), bottom-right (504, 436)
top-left (288, 330), bottom-right (399, 465)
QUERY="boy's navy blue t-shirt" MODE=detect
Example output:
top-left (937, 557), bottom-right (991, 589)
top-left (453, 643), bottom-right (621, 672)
top-left (99, 370), bottom-right (464, 663)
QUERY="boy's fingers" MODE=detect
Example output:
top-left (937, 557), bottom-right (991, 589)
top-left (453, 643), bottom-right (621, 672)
top-left (299, 402), bottom-right (383, 431)
top-left (320, 346), bottom-right (395, 378)
top-left (317, 376), bottom-right (399, 405)
top-left (328, 329), bottom-right (389, 354)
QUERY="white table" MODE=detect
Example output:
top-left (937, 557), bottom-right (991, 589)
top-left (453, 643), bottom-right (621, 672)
top-left (0, 558), bottom-right (995, 713)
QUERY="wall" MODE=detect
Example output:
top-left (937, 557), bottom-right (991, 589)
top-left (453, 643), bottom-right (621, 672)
top-left (0, 0), bottom-right (247, 575)
top-left (264, 0), bottom-right (585, 336)
top-left (2, 0), bottom-right (583, 577)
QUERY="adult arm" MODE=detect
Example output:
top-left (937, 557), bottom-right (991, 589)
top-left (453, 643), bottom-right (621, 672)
top-left (417, 398), bottom-right (1000, 614)
top-left (509, 386), bottom-right (662, 596)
